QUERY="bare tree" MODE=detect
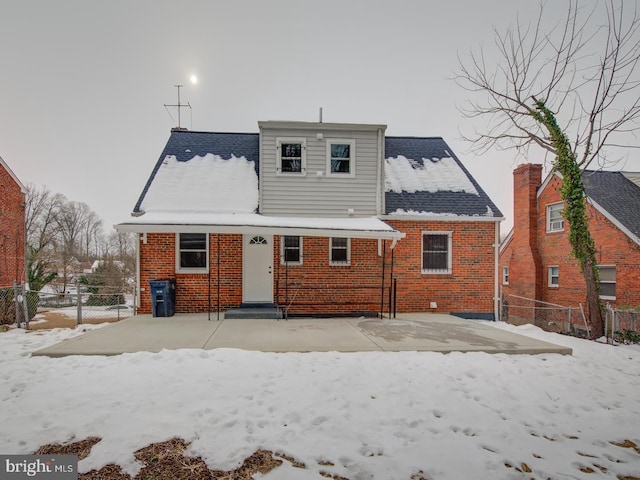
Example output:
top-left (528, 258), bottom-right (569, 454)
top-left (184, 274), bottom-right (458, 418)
top-left (455, 0), bottom-right (640, 338)
top-left (24, 184), bottom-right (63, 290)
top-left (55, 200), bottom-right (94, 292)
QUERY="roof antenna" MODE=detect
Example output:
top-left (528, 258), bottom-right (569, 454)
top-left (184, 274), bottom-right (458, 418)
top-left (319, 107), bottom-right (323, 123)
top-left (164, 85), bottom-right (192, 130)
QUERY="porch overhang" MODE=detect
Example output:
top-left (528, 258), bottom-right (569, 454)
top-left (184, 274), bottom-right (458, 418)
top-left (115, 212), bottom-right (405, 242)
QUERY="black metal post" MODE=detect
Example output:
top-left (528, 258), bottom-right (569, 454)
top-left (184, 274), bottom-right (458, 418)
top-left (380, 240), bottom-right (386, 318)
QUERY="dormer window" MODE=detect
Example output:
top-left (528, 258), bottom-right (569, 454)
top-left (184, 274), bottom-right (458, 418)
top-left (277, 137), bottom-right (306, 175)
top-left (327, 139), bottom-right (356, 177)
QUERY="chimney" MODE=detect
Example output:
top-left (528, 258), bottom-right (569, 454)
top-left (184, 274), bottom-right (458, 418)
top-left (511, 163), bottom-right (544, 300)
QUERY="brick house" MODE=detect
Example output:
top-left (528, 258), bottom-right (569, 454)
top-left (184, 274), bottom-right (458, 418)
top-left (117, 121), bottom-right (503, 318)
top-left (0, 155), bottom-right (27, 286)
top-left (499, 164), bottom-right (640, 325)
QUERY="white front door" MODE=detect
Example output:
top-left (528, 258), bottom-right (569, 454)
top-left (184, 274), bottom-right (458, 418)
top-left (243, 234), bottom-right (274, 303)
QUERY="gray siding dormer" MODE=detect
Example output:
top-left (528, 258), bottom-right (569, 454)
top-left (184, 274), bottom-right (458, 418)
top-left (258, 121), bottom-right (386, 217)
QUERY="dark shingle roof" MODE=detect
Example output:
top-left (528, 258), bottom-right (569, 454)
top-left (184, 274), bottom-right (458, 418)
top-left (134, 130), bottom-right (259, 214)
top-left (583, 170), bottom-right (640, 239)
top-left (133, 131), bottom-right (502, 220)
top-left (384, 137), bottom-right (503, 218)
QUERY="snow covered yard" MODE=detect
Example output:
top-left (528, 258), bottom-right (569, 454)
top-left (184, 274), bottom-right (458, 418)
top-left (0, 322), bottom-right (638, 479)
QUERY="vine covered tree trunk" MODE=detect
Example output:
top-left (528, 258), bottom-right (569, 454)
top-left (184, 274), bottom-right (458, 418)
top-left (532, 99), bottom-right (604, 338)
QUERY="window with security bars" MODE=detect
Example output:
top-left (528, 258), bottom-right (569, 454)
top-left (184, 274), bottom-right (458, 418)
top-left (330, 237), bottom-right (350, 265)
top-left (282, 236), bottom-right (302, 264)
top-left (598, 265), bottom-right (616, 299)
top-left (547, 203), bottom-right (564, 232)
top-left (422, 233), bottom-right (451, 274)
top-left (177, 233), bottom-right (208, 272)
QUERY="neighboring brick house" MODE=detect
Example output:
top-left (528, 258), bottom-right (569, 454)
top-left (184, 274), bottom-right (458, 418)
top-left (500, 164), bottom-right (640, 324)
top-left (117, 121), bottom-right (503, 318)
top-left (0, 155), bottom-right (27, 286)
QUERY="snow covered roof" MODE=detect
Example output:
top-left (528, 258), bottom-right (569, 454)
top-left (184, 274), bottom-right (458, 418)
top-left (117, 213), bottom-right (403, 240)
top-left (384, 137), bottom-right (502, 219)
top-left (139, 154), bottom-right (259, 214)
top-left (121, 129), bottom-right (501, 238)
top-left (133, 130), bottom-right (259, 215)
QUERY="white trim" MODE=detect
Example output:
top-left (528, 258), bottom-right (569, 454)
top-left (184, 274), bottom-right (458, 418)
top-left (421, 231), bottom-right (453, 274)
top-left (588, 198), bottom-right (640, 247)
top-left (598, 264), bottom-right (617, 300)
top-left (259, 120), bottom-right (387, 132)
top-left (547, 265), bottom-right (559, 288)
top-left (537, 169), bottom-right (561, 199)
top-left (326, 139), bottom-right (356, 178)
top-left (175, 232), bottom-right (209, 274)
top-left (502, 266), bottom-right (509, 285)
top-left (546, 202), bottom-right (564, 233)
top-left (0, 155), bottom-right (27, 193)
top-left (116, 213), bottom-right (405, 241)
top-left (281, 235), bottom-right (303, 265)
top-left (329, 237), bottom-right (351, 266)
top-left (276, 137), bottom-right (306, 176)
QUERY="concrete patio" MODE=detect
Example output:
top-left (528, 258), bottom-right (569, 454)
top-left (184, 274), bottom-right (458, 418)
top-left (32, 312), bottom-right (572, 357)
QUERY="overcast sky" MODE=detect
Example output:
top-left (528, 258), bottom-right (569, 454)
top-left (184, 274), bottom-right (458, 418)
top-left (2, 0), bottom-right (638, 233)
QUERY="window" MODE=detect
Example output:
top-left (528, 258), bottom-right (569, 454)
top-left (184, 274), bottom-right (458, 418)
top-left (598, 265), bottom-right (616, 299)
top-left (282, 236), bottom-right (302, 264)
top-left (330, 237), bottom-right (350, 265)
top-left (326, 139), bottom-right (356, 176)
top-left (548, 266), bottom-right (559, 287)
top-left (502, 266), bottom-right (509, 285)
top-left (176, 233), bottom-right (208, 272)
top-left (422, 232), bottom-right (452, 274)
top-left (277, 138), bottom-right (306, 174)
top-left (547, 203), bottom-right (564, 232)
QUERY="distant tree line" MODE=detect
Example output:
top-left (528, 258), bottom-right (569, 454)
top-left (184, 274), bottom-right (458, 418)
top-left (25, 184), bottom-right (136, 294)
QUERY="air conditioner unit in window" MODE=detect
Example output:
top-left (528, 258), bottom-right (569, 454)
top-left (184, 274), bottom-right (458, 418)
top-left (550, 221), bottom-right (564, 230)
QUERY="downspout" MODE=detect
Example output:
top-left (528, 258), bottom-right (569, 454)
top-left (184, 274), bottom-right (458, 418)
top-left (136, 233), bottom-right (142, 312)
top-left (494, 221), bottom-right (500, 321)
top-left (258, 125), bottom-right (264, 213)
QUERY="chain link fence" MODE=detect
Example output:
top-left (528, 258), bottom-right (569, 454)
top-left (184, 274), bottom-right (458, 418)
top-left (605, 305), bottom-right (640, 344)
top-left (1, 283), bottom-right (135, 330)
top-left (499, 292), bottom-right (590, 336)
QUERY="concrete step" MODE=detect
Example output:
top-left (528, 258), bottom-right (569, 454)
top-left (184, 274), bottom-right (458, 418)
top-left (225, 306), bottom-right (283, 319)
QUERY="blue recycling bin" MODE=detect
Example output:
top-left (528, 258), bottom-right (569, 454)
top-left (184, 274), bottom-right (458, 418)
top-left (149, 279), bottom-right (176, 317)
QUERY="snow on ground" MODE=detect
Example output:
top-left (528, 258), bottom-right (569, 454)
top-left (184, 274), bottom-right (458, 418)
top-left (1, 322), bottom-right (639, 479)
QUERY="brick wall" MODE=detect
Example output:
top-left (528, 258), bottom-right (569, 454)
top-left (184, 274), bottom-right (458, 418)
top-left (500, 169), bottom-right (640, 311)
top-left (502, 164), bottom-right (544, 301)
top-left (138, 219), bottom-right (498, 317)
top-left (139, 233), bottom-right (243, 314)
top-left (0, 164), bottom-right (26, 286)
top-left (386, 219), bottom-right (497, 315)
top-left (537, 175), bottom-right (640, 308)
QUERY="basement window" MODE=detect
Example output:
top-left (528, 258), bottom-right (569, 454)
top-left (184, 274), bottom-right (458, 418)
top-left (176, 233), bottom-right (208, 273)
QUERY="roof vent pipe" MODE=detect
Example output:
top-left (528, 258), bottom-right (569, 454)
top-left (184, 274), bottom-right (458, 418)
top-left (319, 107), bottom-right (323, 123)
